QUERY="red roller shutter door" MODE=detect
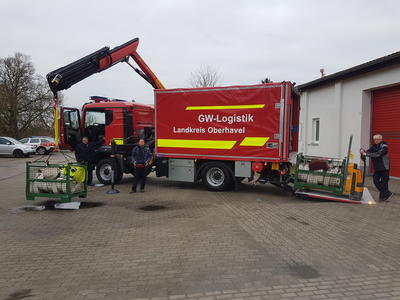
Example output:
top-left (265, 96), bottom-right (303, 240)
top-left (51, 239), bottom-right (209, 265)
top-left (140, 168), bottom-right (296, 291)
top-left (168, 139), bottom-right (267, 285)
top-left (372, 85), bottom-right (400, 177)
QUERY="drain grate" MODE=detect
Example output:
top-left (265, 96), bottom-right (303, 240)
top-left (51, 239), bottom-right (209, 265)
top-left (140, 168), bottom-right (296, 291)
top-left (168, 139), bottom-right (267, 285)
top-left (288, 262), bottom-right (320, 279)
top-left (139, 205), bottom-right (166, 211)
top-left (5, 289), bottom-right (34, 300)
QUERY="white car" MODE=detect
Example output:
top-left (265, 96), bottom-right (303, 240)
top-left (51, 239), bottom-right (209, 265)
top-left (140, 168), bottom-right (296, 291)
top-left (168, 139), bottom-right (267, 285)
top-left (20, 137), bottom-right (55, 155)
top-left (0, 137), bottom-right (36, 158)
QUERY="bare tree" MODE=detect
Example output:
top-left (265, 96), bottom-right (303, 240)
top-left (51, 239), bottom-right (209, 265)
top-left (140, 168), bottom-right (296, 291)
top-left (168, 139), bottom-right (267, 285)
top-left (190, 65), bottom-right (220, 88)
top-left (0, 53), bottom-right (56, 138)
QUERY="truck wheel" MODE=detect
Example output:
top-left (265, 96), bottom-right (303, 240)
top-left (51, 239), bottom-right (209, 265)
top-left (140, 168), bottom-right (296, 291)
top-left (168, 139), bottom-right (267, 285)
top-left (13, 149), bottom-right (24, 158)
top-left (96, 159), bottom-right (123, 185)
top-left (201, 162), bottom-right (232, 191)
top-left (36, 147), bottom-right (46, 155)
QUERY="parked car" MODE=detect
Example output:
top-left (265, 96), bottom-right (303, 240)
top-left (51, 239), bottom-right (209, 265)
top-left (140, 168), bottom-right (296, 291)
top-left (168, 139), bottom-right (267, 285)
top-left (28, 136), bottom-right (55, 142)
top-left (0, 137), bottom-right (36, 158)
top-left (19, 137), bottom-right (55, 155)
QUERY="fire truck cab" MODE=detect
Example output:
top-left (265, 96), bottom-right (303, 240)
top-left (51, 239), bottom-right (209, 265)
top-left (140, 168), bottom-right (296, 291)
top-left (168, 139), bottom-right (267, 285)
top-left (61, 96), bottom-right (154, 184)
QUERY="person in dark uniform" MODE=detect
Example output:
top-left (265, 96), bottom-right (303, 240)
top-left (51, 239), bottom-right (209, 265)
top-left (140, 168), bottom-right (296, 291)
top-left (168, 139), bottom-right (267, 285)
top-left (360, 134), bottom-right (393, 201)
top-left (130, 138), bottom-right (152, 193)
top-left (75, 136), bottom-right (105, 185)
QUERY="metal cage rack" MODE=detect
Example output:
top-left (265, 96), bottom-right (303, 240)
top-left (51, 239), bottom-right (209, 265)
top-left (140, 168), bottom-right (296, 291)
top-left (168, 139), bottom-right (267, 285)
top-left (26, 161), bottom-right (87, 202)
top-left (293, 154), bottom-right (348, 195)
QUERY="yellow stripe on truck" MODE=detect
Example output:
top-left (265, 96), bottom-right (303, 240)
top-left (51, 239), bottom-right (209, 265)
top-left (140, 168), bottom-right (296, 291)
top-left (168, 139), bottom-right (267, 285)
top-left (239, 137), bottom-right (269, 146)
top-left (185, 104), bottom-right (265, 110)
top-left (157, 139), bottom-right (236, 149)
top-left (112, 138), bottom-right (124, 145)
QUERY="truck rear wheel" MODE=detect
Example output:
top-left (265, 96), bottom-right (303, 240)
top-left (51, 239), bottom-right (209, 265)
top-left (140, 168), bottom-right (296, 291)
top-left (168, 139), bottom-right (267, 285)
top-left (201, 162), bottom-right (232, 191)
top-left (96, 158), bottom-right (123, 185)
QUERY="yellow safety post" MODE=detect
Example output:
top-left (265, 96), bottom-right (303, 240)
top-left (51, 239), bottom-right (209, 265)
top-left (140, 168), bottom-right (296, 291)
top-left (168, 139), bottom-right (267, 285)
top-left (53, 94), bottom-right (59, 152)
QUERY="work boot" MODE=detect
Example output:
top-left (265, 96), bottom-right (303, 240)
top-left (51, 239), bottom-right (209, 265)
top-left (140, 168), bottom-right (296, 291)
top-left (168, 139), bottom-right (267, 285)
top-left (381, 192), bottom-right (393, 202)
top-left (129, 190), bottom-right (136, 194)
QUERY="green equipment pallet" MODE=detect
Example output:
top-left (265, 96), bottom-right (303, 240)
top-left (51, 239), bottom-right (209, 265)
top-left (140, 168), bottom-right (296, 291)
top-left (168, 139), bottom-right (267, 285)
top-left (293, 153), bottom-right (348, 195)
top-left (26, 161), bottom-right (87, 203)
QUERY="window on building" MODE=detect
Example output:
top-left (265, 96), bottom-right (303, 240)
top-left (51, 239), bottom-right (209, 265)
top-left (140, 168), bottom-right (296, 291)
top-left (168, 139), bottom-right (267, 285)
top-left (312, 118), bottom-right (320, 144)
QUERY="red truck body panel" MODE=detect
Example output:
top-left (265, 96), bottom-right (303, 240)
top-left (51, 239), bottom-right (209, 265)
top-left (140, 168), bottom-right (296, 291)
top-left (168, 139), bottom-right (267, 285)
top-left (155, 82), bottom-right (295, 162)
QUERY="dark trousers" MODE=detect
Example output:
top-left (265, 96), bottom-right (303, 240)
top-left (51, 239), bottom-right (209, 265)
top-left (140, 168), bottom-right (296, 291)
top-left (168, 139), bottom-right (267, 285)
top-left (132, 167), bottom-right (146, 191)
top-left (373, 170), bottom-right (390, 199)
top-left (86, 161), bottom-right (94, 185)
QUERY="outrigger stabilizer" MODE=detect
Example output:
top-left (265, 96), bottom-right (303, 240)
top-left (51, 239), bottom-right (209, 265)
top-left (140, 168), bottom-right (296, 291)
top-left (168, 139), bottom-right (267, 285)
top-left (292, 136), bottom-right (376, 205)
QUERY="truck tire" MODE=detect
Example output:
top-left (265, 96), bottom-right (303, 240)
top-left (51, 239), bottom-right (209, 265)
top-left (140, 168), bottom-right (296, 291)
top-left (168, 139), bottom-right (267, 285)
top-left (201, 162), bottom-right (232, 191)
top-left (36, 147), bottom-right (46, 155)
top-left (96, 158), bottom-right (123, 185)
top-left (13, 149), bottom-right (24, 158)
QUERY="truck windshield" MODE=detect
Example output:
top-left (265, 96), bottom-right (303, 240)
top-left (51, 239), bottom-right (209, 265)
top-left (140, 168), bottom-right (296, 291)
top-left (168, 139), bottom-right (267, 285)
top-left (84, 110), bottom-right (113, 141)
top-left (85, 110), bottom-right (113, 127)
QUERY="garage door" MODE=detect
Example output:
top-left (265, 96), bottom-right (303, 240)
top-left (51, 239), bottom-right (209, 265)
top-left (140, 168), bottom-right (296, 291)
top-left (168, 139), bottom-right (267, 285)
top-left (372, 85), bottom-right (400, 177)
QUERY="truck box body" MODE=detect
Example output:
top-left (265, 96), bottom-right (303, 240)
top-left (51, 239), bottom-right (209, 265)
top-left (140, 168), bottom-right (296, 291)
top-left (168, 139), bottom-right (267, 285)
top-left (155, 82), bottom-right (296, 162)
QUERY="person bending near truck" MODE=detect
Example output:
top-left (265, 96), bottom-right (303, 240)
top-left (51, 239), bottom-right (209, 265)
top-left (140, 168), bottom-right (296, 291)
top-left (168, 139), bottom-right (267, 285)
top-left (360, 134), bottom-right (393, 201)
top-left (75, 136), bottom-right (105, 186)
top-left (130, 138), bottom-right (152, 193)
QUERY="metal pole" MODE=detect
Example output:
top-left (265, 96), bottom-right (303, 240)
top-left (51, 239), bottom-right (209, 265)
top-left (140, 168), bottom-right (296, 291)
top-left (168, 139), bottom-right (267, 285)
top-left (342, 135), bottom-right (353, 195)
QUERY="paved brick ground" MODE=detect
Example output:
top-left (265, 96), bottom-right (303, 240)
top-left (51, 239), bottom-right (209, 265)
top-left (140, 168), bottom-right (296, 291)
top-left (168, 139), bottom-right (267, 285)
top-left (0, 153), bottom-right (399, 300)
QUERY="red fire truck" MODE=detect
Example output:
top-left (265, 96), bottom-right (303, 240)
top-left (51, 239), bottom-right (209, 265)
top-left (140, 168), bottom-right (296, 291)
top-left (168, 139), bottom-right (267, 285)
top-left (47, 38), bottom-right (300, 190)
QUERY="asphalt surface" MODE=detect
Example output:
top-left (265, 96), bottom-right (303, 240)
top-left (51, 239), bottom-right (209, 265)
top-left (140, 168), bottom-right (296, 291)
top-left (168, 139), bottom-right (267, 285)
top-left (0, 153), bottom-right (399, 300)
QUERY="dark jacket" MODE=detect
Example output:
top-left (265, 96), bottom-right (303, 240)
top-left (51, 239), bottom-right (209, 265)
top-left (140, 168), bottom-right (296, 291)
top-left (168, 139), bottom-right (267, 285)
top-left (366, 141), bottom-right (390, 172)
top-left (131, 145), bottom-right (152, 165)
top-left (75, 139), bottom-right (104, 162)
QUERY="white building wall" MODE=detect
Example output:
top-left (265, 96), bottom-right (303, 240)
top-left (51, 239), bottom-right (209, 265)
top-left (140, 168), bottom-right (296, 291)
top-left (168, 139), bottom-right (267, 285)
top-left (299, 64), bottom-right (400, 162)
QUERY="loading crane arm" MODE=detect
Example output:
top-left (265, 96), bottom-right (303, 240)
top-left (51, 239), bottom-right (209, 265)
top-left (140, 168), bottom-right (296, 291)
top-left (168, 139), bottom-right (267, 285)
top-left (46, 38), bottom-right (164, 151)
top-left (46, 38), bottom-right (164, 94)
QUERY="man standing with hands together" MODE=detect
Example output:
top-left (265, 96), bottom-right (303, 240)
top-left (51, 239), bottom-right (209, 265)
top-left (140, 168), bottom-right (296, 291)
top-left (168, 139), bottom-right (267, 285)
top-left (360, 134), bottom-right (393, 201)
top-left (130, 138), bottom-right (152, 193)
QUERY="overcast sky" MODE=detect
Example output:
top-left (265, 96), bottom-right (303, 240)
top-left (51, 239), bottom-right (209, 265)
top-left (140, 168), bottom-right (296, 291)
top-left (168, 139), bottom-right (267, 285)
top-left (1, 0), bottom-right (400, 107)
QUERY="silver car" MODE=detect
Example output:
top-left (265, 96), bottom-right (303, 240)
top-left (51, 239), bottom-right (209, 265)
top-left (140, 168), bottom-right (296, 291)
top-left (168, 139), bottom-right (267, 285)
top-left (0, 137), bottom-right (36, 158)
